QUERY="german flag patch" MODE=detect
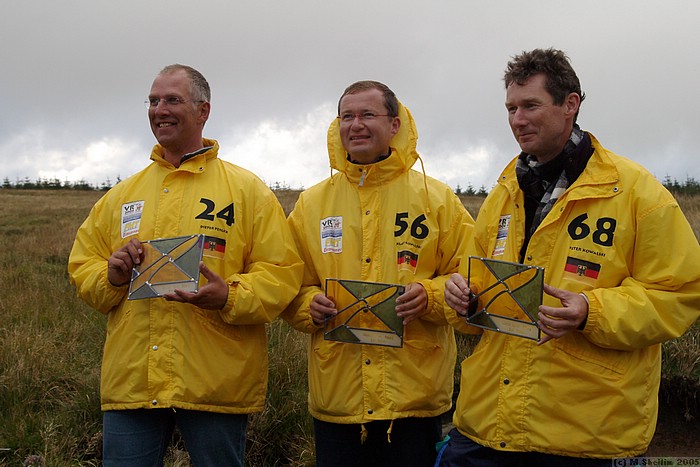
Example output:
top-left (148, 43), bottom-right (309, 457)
top-left (397, 250), bottom-right (418, 273)
top-left (564, 256), bottom-right (600, 285)
top-left (203, 236), bottom-right (226, 260)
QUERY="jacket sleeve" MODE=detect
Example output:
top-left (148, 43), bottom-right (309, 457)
top-left (582, 198), bottom-right (700, 350)
top-left (280, 196), bottom-right (325, 333)
top-left (443, 203), bottom-right (491, 335)
top-left (219, 191), bottom-right (304, 325)
top-left (419, 191), bottom-right (476, 326)
top-left (68, 200), bottom-right (128, 314)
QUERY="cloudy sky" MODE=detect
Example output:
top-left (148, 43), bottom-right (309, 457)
top-left (1, 1), bottom-right (698, 192)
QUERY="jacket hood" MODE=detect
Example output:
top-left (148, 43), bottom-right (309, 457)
top-left (326, 100), bottom-right (420, 183)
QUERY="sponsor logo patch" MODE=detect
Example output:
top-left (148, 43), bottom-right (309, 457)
top-left (121, 200), bottom-right (144, 238)
top-left (491, 214), bottom-right (510, 257)
top-left (320, 216), bottom-right (343, 254)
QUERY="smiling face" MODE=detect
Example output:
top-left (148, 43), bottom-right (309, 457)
top-left (148, 69), bottom-right (210, 166)
top-left (338, 88), bottom-right (400, 164)
top-left (505, 74), bottom-right (580, 163)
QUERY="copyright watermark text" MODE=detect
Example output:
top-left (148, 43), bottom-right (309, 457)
top-left (612, 458), bottom-right (700, 467)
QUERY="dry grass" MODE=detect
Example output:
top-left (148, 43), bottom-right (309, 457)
top-left (676, 193), bottom-right (700, 242)
top-left (246, 321), bottom-right (315, 466)
top-left (0, 188), bottom-right (697, 465)
top-left (274, 189), bottom-right (302, 216)
top-left (0, 190), bottom-right (105, 466)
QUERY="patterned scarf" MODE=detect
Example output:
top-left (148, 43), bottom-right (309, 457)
top-left (516, 125), bottom-right (588, 239)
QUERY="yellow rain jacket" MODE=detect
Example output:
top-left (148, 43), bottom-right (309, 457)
top-left (69, 139), bottom-right (303, 414)
top-left (282, 103), bottom-right (475, 423)
top-left (447, 134), bottom-right (700, 457)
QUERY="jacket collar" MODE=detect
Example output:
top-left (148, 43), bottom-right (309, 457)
top-left (499, 132), bottom-right (621, 199)
top-left (150, 138), bottom-right (219, 172)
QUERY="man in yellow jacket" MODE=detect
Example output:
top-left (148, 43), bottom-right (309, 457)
top-left (440, 48), bottom-right (700, 464)
top-left (68, 64), bottom-right (303, 466)
top-left (282, 81), bottom-right (475, 466)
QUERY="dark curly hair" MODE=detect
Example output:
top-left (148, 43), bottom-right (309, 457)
top-left (504, 48), bottom-right (585, 121)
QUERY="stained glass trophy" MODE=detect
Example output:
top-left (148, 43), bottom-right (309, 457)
top-left (128, 234), bottom-right (205, 300)
top-left (324, 279), bottom-right (405, 348)
top-left (466, 256), bottom-right (544, 341)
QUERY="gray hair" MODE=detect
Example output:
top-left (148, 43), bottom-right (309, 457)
top-left (159, 64), bottom-right (211, 103)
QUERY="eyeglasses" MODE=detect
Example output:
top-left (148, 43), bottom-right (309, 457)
top-left (338, 112), bottom-right (392, 124)
top-left (144, 97), bottom-right (205, 109)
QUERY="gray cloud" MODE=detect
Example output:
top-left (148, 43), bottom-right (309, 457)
top-left (1, 0), bottom-right (697, 190)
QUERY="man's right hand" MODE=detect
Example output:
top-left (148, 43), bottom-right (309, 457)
top-left (310, 293), bottom-right (337, 326)
top-left (444, 273), bottom-right (473, 317)
top-left (107, 238), bottom-right (143, 287)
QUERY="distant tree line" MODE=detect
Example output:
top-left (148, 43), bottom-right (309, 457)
top-left (3, 175), bottom-right (699, 196)
top-left (455, 183), bottom-right (490, 197)
top-left (662, 175), bottom-right (700, 196)
top-left (1, 176), bottom-right (300, 192)
top-left (1, 176), bottom-right (121, 191)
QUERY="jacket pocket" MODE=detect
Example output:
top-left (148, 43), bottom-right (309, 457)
top-left (313, 338), bottom-right (342, 367)
top-left (554, 332), bottom-right (627, 379)
top-left (192, 308), bottom-right (241, 341)
top-left (106, 302), bottom-right (133, 335)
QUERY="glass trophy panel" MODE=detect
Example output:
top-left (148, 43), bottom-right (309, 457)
top-left (466, 256), bottom-right (544, 341)
top-left (128, 235), bottom-right (205, 300)
top-left (324, 279), bottom-right (405, 348)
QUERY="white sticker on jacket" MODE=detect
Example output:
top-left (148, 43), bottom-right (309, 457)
top-left (121, 201), bottom-right (144, 238)
top-left (320, 216), bottom-right (343, 253)
top-left (491, 214), bottom-right (510, 257)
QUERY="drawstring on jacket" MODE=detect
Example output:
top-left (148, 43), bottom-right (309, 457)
top-left (358, 420), bottom-right (396, 444)
top-left (415, 154), bottom-right (431, 215)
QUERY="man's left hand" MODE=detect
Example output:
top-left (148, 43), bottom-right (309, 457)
top-left (164, 262), bottom-right (229, 310)
top-left (395, 282), bottom-right (428, 325)
top-left (538, 283), bottom-right (588, 344)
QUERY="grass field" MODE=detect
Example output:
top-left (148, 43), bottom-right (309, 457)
top-left (0, 189), bottom-right (698, 465)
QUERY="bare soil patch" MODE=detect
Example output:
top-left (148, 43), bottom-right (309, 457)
top-left (646, 376), bottom-right (700, 456)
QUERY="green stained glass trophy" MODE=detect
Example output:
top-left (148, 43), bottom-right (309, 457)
top-left (466, 256), bottom-right (544, 341)
top-left (324, 279), bottom-right (405, 348)
top-left (128, 234), bottom-right (205, 300)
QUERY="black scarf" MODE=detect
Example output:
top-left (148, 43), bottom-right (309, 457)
top-left (515, 125), bottom-right (593, 261)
